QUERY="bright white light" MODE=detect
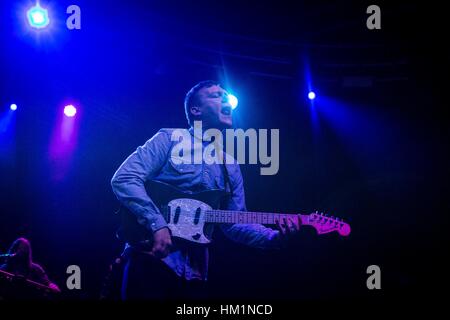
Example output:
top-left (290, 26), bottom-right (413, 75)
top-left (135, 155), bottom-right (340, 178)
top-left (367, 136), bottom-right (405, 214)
top-left (32, 11), bottom-right (45, 24)
top-left (64, 105), bottom-right (77, 117)
top-left (308, 91), bottom-right (316, 100)
top-left (27, 4), bottom-right (50, 29)
top-left (10, 104), bottom-right (18, 111)
top-left (228, 94), bottom-right (238, 109)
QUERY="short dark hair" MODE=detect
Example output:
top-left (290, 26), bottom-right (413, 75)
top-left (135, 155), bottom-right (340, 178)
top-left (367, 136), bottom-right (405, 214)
top-left (184, 80), bottom-right (221, 126)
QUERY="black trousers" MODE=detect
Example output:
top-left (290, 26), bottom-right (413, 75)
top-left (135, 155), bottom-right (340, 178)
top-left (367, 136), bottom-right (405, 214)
top-left (121, 249), bottom-right (208, 300)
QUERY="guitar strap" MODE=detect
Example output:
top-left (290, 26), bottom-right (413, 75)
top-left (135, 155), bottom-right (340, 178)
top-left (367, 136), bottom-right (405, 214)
top-left (213, 135), bottom-right (233, 198)
top-left (220, 156), bottom-right (233, 198)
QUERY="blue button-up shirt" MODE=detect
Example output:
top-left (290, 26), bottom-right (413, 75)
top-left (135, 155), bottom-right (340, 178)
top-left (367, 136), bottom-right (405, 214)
top-left (111, 128), bottom-right (280, 280)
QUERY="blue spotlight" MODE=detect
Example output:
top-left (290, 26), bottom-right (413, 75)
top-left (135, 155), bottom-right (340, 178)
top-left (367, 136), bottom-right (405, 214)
top-left (64, 105), bottom-right (77, 117)
top-left (27, 4), bottom-right (50, 29)
top-left (308, 91), bottom-right (316, 100)
top-left (10, 104), bottom-right (18, 111)
top-left (228, 94), bottom-right (238, 110)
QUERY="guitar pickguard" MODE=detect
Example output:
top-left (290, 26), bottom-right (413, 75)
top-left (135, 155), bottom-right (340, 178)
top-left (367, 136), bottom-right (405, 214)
top-left (167, 198), bottom-right (212, 244)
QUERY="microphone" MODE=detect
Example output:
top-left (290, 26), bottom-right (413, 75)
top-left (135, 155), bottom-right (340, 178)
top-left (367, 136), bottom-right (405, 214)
top-left (0, 253), bottom-right (16, 258)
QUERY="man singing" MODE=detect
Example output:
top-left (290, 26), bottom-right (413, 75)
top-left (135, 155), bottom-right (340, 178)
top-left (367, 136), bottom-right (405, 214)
top-left (111, 80), bottom-right (301, 299)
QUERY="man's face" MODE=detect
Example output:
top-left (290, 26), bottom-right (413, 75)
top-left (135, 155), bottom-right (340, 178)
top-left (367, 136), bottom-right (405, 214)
top-left (193, 85), bottom-right (233, 129)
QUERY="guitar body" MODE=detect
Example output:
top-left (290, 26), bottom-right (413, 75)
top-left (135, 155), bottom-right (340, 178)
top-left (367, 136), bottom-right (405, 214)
top-left (117, 180), bottom-right (228, 245)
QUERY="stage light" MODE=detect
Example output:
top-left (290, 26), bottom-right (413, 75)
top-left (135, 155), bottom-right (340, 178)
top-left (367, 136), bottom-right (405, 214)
top-left (64, 105), bottom-right (77, 117)
top-left (10, 104), bottom-right (17, 111)
top-left (27, 4), bottom-right (50, 29)
top-left (228, 94), bottom-right (238, 110)
top-left (308, 91), bottom-right (316, 100)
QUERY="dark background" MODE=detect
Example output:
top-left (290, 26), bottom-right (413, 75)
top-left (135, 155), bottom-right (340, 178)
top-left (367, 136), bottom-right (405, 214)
top-left (0, 0), bottom-right (448, 301)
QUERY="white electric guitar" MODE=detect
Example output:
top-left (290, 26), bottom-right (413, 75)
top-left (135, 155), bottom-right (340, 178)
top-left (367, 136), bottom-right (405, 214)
top-left (117, 180), bottom-right (351, 244)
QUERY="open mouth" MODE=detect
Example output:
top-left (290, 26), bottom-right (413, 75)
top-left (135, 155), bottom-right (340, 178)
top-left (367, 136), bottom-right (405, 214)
top-left (221, 106), bottom-right (232, 116)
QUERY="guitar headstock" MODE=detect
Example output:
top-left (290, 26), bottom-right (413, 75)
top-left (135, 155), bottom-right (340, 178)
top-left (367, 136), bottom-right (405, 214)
top-left (307, 211), bottom-right (351, 236)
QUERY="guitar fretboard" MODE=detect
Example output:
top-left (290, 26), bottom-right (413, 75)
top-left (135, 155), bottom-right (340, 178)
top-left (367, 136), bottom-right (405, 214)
top-left (205, 210), bottom-right (310, 225)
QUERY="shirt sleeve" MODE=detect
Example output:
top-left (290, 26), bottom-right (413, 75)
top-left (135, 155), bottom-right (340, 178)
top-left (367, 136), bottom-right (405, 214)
top-left (111, 130), bottom-right (172, 232)
top-left (219, 164), bottom-right (281, 249)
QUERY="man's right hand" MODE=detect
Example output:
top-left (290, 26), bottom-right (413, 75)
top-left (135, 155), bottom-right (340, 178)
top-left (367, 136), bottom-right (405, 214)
top-left (151, 227), bottom-right (172, 258)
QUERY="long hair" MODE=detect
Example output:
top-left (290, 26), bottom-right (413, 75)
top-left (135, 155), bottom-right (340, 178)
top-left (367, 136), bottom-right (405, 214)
top-left (7, 237), bottom-right (33, 269)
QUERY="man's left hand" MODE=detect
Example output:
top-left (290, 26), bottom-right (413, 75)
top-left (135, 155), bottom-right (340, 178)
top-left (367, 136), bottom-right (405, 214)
top-left (275, 215), bottom-right (302, 237)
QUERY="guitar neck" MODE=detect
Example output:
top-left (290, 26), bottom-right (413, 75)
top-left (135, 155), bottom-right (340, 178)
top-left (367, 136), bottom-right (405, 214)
top-left (205, 209), bottom-right (309, 225)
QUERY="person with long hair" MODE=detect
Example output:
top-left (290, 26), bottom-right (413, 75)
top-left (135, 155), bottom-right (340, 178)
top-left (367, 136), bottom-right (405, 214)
top-left (0, 237), bottom-right (60, 294)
